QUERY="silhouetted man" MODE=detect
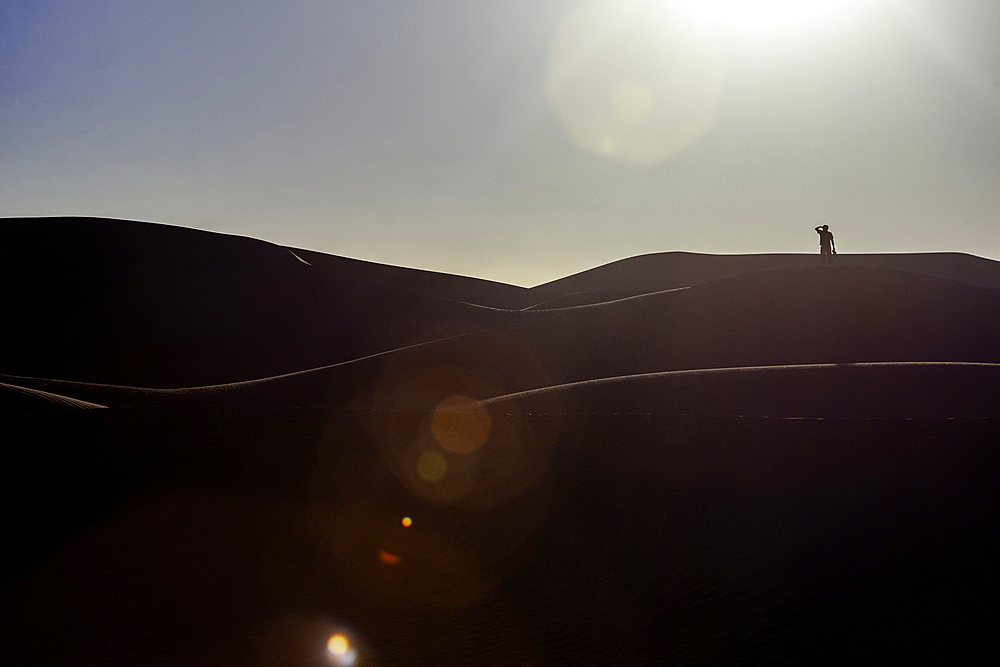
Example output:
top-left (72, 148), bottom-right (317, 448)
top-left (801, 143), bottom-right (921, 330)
top-left (815, 225), bottom-right (835, 266)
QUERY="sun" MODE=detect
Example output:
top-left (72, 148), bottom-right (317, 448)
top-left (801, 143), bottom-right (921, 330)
top-left (677, 0), bottom-right (856, 33)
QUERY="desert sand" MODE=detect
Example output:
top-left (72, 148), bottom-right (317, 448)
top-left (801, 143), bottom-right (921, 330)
top-left (2, 217), bottom-right (998, 665)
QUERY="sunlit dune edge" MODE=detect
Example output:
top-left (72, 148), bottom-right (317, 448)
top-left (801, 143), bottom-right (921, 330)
top-left (0, 381), bottom-right (107, 416)
top-left (481, 361), bottom-right (1000, 419)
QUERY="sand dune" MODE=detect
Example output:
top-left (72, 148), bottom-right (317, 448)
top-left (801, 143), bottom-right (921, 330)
top-left (1, 217), bottom-right (518, 387)
top-left (3, 218), bottom-right (1000, 665)
top-left (3, 263), bottom-right (997, 415)
top-left (534, 249), bottom-right (1000, 293)
top-left (0, 381), bottom-right (107, 417)
top-left (290, 246), bottom-right (534, 310)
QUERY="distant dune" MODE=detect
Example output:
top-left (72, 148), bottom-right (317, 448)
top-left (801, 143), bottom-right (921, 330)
top-left (534, 249), bottom-right (1000, 293)
top-left (3, 217), bottom-right (999, 665)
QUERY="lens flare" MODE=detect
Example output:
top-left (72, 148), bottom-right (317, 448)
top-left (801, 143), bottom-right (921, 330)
top-left (326, 633), bottom-right (357, 665)
top-left (401, 516), bottom-right (413, 527)
top-left (417, 451), bottom-right (447, 482)
top-left (612, 80), bottom-right (654, 122)
top-left (327, 633), bottom-right (349, 655)
top-left (431, 395), bottom-right (491, 454)
top-left (378, 550), bottom-right (402, 565)
top-left (547, 0), bottom-right (725, 165)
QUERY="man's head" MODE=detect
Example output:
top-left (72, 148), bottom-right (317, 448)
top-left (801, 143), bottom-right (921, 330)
top-left (821, 225), bottom-right (829, 231)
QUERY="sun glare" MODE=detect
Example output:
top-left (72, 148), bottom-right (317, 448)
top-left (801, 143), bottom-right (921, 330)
top-left (677, 0), bottom-right (856, 33)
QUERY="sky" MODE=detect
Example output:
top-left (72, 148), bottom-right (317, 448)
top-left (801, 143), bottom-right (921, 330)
top-left (2, 0), bottom-right (998, 286)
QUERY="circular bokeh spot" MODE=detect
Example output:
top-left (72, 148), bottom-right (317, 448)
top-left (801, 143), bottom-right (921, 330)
top-left (431, 395), bottom-right (492, 454)
top-left (612, 80), bottom-right (654, 122)
top-left (327, 634), bottom-right (349, 657)
top-left (417, 451), bottom-right (447, 482)
top-left (546, 0), bottom-right (726, 165)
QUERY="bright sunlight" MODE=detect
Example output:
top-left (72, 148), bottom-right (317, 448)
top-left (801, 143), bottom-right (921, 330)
top-left (677, 0), bottom-right (858, 33)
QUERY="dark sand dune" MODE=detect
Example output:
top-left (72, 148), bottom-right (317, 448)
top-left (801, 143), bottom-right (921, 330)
top-left (3, 405), bottom-right (997, 665)
top-left (16, 265), bottom-right (991, 414)
top-left (4, 265), bottom-right (997, 420)
top-left (0, 217), bottom-right (516, 387)
top-left (6, 217), bottom-right (999, 391)
top-left (533, 249), bottom-right (1000, 294)
top-left (3, 221), bottom-right (1000, 665)
top-left (290, 247), bottom-right (534, 310)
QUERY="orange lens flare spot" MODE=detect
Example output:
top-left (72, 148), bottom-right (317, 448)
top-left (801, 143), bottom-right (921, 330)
top-left (327, 633), bottom-right (349, 656)
top-left (431, 395), bottom-right (491, 454)
top-left (378, 550), bottom-right (402, 565)
top-left (401, 516), bottom-right (413, 527)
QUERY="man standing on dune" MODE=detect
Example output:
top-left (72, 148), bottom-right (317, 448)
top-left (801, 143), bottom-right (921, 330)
top-left (815, 225), bottom-right (836, 266)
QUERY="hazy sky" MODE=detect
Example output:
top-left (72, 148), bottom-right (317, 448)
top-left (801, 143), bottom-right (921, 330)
top-left (2, 0), bottom-right (998, 285)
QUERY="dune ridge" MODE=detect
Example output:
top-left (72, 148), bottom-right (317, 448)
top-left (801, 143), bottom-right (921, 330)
top-left (534, 250), bottom-right (1000, 293)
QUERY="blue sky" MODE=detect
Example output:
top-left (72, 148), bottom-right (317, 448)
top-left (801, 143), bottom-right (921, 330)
top-left (2, 0), bottom-right (998, 285)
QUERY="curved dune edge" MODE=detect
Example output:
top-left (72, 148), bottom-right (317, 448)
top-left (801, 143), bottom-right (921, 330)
top-left (481, 362), bottom-right (1000, 419)
top-left (3, 264), bottom-right (996, 398)
top-left (0, 381), bottom-right (108, 415)
top-left (483, 361), bottom-right (1000, 402)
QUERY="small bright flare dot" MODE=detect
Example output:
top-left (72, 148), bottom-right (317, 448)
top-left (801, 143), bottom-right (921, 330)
top-left (401, 516), bottom-right (412, 527)
top-left (326, 633), bottom-right (357, 665)
top-left (327, 634), bottom-right (349, 656)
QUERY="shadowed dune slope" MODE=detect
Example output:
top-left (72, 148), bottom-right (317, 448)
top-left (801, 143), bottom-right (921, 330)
top-left (0, 217), bottom-right (516, 387)
top-left (532, 250), bottom-right (1000, 295)
top-left (289, 247), bottom-right (533, 310)
top-left (8, 265), bottom-right (997, 413)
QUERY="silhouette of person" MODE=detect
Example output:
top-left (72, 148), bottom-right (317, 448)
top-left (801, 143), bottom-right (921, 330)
top-left (815, 225), bottom-right (835, 266)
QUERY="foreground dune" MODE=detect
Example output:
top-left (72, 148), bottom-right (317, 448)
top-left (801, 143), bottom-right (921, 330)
top-left (2, 217), bottom-right (999, 665)
top-left (4, 405), bottom-right (996, 664)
